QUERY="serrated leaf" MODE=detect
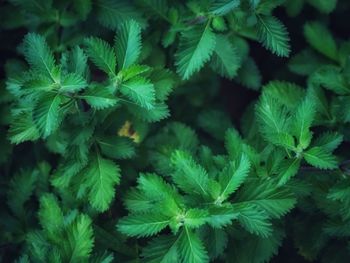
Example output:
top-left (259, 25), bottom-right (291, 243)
top-left (67, 215), bottom-right (94, 262)
top-left (38, 194), bottom-right (64, 239)
top-left (234, 204), bottom-right (272, 238)
top-left (304, 146), bottom-right (338, 169)
top-left (256, 93), bottom-right (291, 146)
top-left (200, 227), bottom-right (228, 259)
top-left (98, 136), bottom-right (135, 159)
top-left (309, 65), bottom-right (349, 95)
top-left (207, 205), bottom-right (239, 228)
top-left (115, 20), bottom-right (141, 70)
top-left (60, 73), bottom-right (87, 92)
top-left (81, 85), bottom-right (118, 110)
top-left (313, 132), bottom-right (343, 152)
top-left (83, 153), bottom-right (121, 212)
top-left (118, 213), bottom-right (170, 237)
top-left (178, 227), bottom-right (209, 263)
top-left (96, 0), bottom-right (145, 29)
top-left (235, 179), bottom-right (296, 218)
top-left (257, 15), bottom-right (290, 57)
top-left (184, 209), bottom-right (208, 229)
top-left (292, 97), bottom-right (315, 149)
top-left (33, 93), bottom-right (63, 138)
top-left (66, 46), bottom-right (88, 77)
top-left (171, 150), bottom-right (209, 197)
top-left (128, 102), bottom-right (170, 122)
top-left (211, 35), bottom-right (240, 79)
top-left (175, 25), bottom-right (216, 80)
top-left (22, 33), bottom-right (56, 81)
top-left (7, 169), bottom-right (38, 217)
top-left (210, 0), bottom-right (240, 16)
top-left (263, 81), bottom-right (305, 108)
top-left (9, 111), bottom-right (40, 144)
top-left (218, 155), bottom-right (251, 201)
top-left (85, 37), bottom-right (116, 76)
top-left (277, 158), bottom-right (301, 186)
top-left (120, 77), bottom-right (155, 109)
top-left (142, 235), bottom-right (179, 263)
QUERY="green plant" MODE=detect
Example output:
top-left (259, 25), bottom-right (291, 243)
top-left (1, 0), bottom-right (350, 262)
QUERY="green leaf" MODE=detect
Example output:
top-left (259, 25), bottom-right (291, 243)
top-left (33, 93), bottom-right (63, 138)
top-left (210, 0), bottom-right (240, 16)
top-left (263, 81), bottom-right (305, 108)
top-left (175, 25), bottom-right (216, 80)
top-left (137, 173), bottom-right (177, 201)
top-left (67, 215), bottom-right (94, 262)
top-left (81, 85), bottom-right (118, 110)
top-left (184, 209), bottom-right (208, 229)
top-left (85, 37), bottom-right (116, 76)
top-left (152, 69), bottom-right (176, 101)
top-left (120, 77), bottom-right (155, 109)
top-left (142, 235), bottom-right (179, 263)
top-left (256, 0), bottom-right (285, 14)
top-left (313, 132), bottom-right (343, 152)
top-left (256, 93), bottom-right (291, 146)
top-left (38, 194), bottom-right (64, 239)
top-left (292, 97), bottom-right (315, 149)
top-left (277, 158), bottom-right (301, 186)
top-left (7, 169), bottom-right (38, 216)
top-left (207, 205), bottom-right (239, 228)
top-left (200, 227), bottom-right (228, 259)
top-left (218, 155), bottom-right (251, 201)
top-left (22, 33), bottom-right (57, 81)
top-left (211, 35), bottom-right (240, 79)
top-left (84, 153), bottom-right (121, 212)
top-left (309, 65), bottom-right (349, 95)
top-left (257, 15), bottom-right (290, 57)
top-left (9, 111), bottom-right (40, 144)
top-left (96, 0), bottom-right (145, 29)
top-left (178, 227), bottom-right (209, 263)
top-left (118, 213), bottom-right (170, 237)
top-left (235, 179), bottom-right (296, 218)
top-left (60, 73), bottom-right (87, 92)
top-left (98, 136), bottom-right (135, 159)
top-left (115, 20), bottom-right (142, 70)
top-left (304, 146), bottom-right (338, 169)
top-left (65, 46), bottom-right (88, 77)
top-left (171, 150), bottom-right (209, 197)
top-left (304, 22), bottom-right (338, 61)
top-left (135, 173), bottom-right (181, 217)
top-left (234, 204), bottom-right (272, 238)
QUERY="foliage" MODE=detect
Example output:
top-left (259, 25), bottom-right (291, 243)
top-left (1, 0), bottom-right (350, 262)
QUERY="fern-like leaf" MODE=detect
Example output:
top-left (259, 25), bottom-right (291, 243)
top-left (83, 153), bottom-right (121, 212)
top-left (33, 93), bottom-right (63, 138)
top-left (178, 227), bottom-right (209, 263)
top-left (257, 15), bottom-right (290, 57)
top-left (85, 37), bottom-right (116, 76)
top-left (115, 20), bottom-right (142, 70)
top-left (175, 25), bottom-right (216, 80)
top-left (118, 213), bottom-right (170, 237)
top-left (120, 77), bottom-right (155, 109)
top-left (22, 33), bottom-right (57, 81)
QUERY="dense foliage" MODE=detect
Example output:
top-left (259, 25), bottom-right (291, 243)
top-left (0, 0), bottom-right (350, 262)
